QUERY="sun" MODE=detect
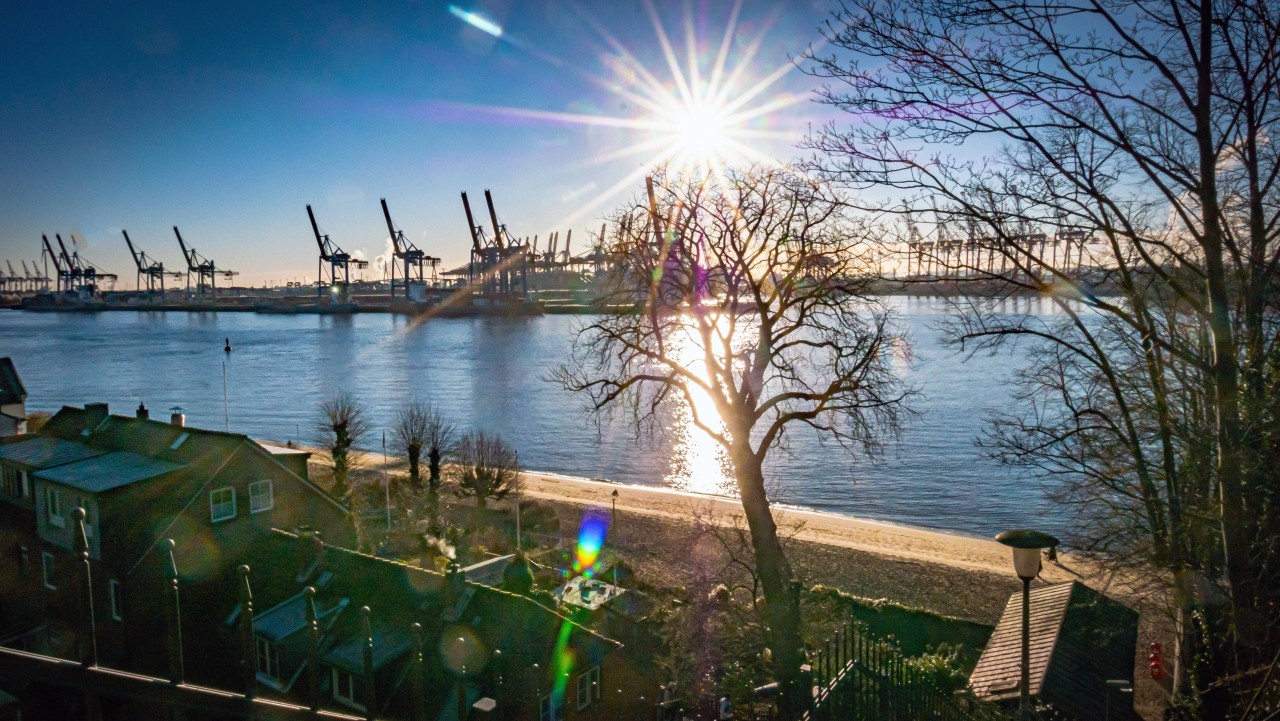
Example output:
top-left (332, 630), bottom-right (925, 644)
top-left (667, 101), bottom-right (734, 169)
top-left (444, 1), bottom-right (807, 225)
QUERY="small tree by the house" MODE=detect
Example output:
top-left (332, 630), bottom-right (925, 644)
top-left (392, 400), bottom-right (455, 490)
top-left (449, 431), bottom-right (520, 511)
top-left (314, 392), bottom-right (369, 499)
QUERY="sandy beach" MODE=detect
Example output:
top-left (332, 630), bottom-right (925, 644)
top-left (286, 440), bottom-right (1128, 599)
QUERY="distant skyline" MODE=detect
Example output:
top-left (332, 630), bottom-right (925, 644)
top-left (1, 0), bottom-right (834, 286)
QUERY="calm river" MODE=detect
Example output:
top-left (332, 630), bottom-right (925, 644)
top-left (0, 296), bottom-right (1069, 538)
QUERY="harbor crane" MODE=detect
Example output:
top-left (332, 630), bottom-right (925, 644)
top-left (123, 230), bottom-right (180, 299)
top-left (55, 234), bottom-right (88, 289)
top-left (379, 198), bottom-right (439, 301)
top-left (49, 233), bottom-right (117, 294)
top-left (21, 260), bottom-right (48, 292)
top-left (307, 204), bottom-right (368, 300)
top-left (41, 235), bottom-right (70, 293)
top-left (460, 189), bottom-right (528, 295)
top-left (173, 226), bottom-right (237, 298)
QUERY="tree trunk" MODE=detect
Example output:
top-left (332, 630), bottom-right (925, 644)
top-left (1194, 0), bottom-right (1254, 634)
top-left (408, 445), bottom-right (421, 487)
top-left (428, 447), bottom-right (442, 492)
top-left (731, 443), bottom-right (804, 720)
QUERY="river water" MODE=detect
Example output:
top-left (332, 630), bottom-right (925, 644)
top-left (0, 296), bottom-right (1069, 538)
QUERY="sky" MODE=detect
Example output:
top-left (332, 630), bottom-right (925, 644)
top-left (0, 0), bottom-right (836, 287)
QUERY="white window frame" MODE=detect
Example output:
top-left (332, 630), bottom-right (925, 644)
top-left (41, 551), bottom-right (55, 589)
top-left (255, 635), bottom-right (279, 680)
top-left (541, 693), bottom-right (564, 721)
top-left (249, 480), bottom-right (273, 514)
top-left (109, 579), bottom-right (123, 621)
top-left (45, 487), bottom-right (64, 528)
top-left (210, 486), bottom-right (236, 522)
top-left (577, 666), bottom-right (602, 709)
top-left (332, 667), bottom-right (364, 711)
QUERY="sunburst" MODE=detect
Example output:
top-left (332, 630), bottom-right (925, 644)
top-left (444, 0), bottom-right (807, 227)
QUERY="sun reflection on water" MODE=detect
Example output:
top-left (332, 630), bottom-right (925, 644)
top-left (662, 320), bottom-right (737, 497)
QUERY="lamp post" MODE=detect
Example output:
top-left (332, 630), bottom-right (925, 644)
top-left (995, 529), bottom-right (1059, 721)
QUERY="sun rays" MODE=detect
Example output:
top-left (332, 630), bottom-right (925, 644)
top-left (444, 0), bottom-right (806, 229)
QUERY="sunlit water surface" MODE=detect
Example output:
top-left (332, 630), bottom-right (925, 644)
top-left (1, 296), bottom-right (1070, 538)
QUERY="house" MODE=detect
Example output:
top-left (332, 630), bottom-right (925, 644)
top-left (0, 358), bottom-right (27, 437)
top-left (234, 529), bottom-right (648, 721)
top-left (0, 402), bottom-right (354, 687)
top-left (969, 580), bottom-right (1139, 721)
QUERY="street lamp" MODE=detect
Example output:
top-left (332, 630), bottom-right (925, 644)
top-left (995, 529), bottom-right (1059, 721)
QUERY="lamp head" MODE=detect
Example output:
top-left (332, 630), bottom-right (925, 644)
top-left (995, 529), bottom-right (1059, 580)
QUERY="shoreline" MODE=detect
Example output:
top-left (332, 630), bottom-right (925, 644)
top-left (277, 440), bottom-right (1128, 595)
top-left (516, 469), bottom-right (1108, 586)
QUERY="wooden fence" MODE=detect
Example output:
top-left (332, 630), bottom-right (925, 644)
top-left (801, 623), bottom-right (1008, 721)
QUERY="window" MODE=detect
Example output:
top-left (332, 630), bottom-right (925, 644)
top-left (255, 636), bottom-right (279, 680)
top-left (249, 480), bottom-right (273, 514)
top-left (210, 487), bottom-right (236, 522)
top-left (577, 666), bottom-right (602, 709)
top-left (541, 693), bottom-right (565, 721)
top-left (1, 465), bottom-right (27, 499)
top-left (171, 432), bottom-right (190, 450)
top-left (109, 579), bottom-right (123, 621)
top-left (45, 487), bottom-right (64, 528)
top-left (41, 552), bottom-right (55, 589)
top-left (332, 668), bottom-right (363, 711)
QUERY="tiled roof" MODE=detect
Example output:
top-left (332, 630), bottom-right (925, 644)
top-left (0, 436), bottom-right (104, 470)
top-left (34, 451), bottom-right (184, 493)
top-left (970, 581), bottom-right (1138, 720)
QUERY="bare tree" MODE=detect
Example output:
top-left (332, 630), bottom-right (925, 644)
top-left (449, 431), bottom-right (521, 510)
top-left (392, 401), bottom-right (455, 490)
top-left (805, 0), bottom-right (1280, 709)
top-left (553, 165), bottom-right (909, 717)
top-left (314, 392), bottom-right (369, 499)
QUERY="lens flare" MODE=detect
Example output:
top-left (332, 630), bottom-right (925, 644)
top-left (573, 511), bottom-right (609, 577)
top-left (448, 5), bottom-right (503, 37)
top-left (551, 619), bottom-right (576, 705)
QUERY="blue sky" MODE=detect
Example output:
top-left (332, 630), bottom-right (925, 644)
top-left (0, 0), bottom-right (834, 286)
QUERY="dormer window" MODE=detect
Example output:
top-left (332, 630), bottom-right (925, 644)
top-left (332, 668), bottom-right (364, 711)
top-left (255, 635), bottom-right (280, 680)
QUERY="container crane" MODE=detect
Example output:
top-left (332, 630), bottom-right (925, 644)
top-left (379, 198), bottom-right (439, 301)
top-left (460, 190), bottom-right (524, 297)
top-left (307, 204), bottom-right (368, 300)
top-left (173, 226), bottom-right (237, 297)
top-left (55, 234), bottom-right (85, 289)
top-left (41, 235), bottom-right (70, 293)
top-left (123, 230), bottom-right (179, 299)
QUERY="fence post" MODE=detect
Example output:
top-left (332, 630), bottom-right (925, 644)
top-left (411, 623), bottom-right (426, 721)
top-left (164, 539), bottom-right (184, 685)
top-left (361, 606), bottom-right (376, 721)
top-left (238, 565), bottom-right (256, 700)
top-left (304, 586), bottom-right (320, 713)
top-left (72, 508), bottom-right (98, 669)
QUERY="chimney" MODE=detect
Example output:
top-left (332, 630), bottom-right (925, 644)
top-left (84, 402), bottom-right (109, 428)
top-left (444, 561), bottom-right (466, 608)
top-left (169, 407), bottom-right (185, 427)
top-left (136, 402), bottom-right (150, 420)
